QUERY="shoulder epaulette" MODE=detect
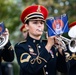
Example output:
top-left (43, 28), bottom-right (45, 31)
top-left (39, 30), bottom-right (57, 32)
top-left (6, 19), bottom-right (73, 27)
top-left (18, 40), bottom-right (27, 45)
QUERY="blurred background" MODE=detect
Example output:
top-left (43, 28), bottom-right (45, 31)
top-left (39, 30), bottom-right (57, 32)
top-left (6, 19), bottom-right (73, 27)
top-left (0, 0), bottom-right (76, 75)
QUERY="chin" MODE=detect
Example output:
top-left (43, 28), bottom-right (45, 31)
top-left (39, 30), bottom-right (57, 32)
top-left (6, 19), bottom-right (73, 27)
top-left (37, 34), bottom-right (42, 36)
top-left (35, 32), bottom-right (42, 36)
top-left (35, 33), bottom-right (41, 36)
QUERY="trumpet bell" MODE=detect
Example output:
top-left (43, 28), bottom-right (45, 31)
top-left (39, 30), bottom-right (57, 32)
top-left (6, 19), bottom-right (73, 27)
top-left (69, 39), bottom-right (76, 52)
top-left (0, 22), bottom-right (9, 49)
top-left (0, 34), bottom-right (8, 49)
top-left (59, 35), bottom-right (76, 52)
top-left (68, 25), bottom-right (76, 52)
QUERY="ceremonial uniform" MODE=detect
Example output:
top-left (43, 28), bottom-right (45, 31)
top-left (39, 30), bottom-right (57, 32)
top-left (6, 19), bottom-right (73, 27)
top-left (64, 46), bottom-right (76, 75)
top-left (65, 21), bottom-right (76, 75)
top-left (15, 5), bottom-right (68, 75)
top-left (0, 22), bottom-right (14, 75)
top-left (0, 40), bottom-right (14, 75)
top-left (15, 35), bottom-right (68, 75)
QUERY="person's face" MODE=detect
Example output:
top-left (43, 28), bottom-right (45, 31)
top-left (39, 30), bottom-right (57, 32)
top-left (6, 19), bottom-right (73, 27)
top-left (27, 19), bottom-right (45, 37)
top-left (22, 31), bottom-right (28, 39)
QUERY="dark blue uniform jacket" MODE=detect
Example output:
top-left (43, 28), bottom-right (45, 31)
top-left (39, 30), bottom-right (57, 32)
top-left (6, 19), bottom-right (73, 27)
top-left (65, 45), bottom-right (76, 75)
top-left (15, 35), bottom-right (68, 75)
top-left (0, 40), bottom-right (14, 75)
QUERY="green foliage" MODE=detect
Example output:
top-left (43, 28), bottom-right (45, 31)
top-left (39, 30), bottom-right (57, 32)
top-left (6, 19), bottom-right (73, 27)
top-left (0, 0), bottom-right (76, 42)
top-left (0, 0), bottom-right (21, 33)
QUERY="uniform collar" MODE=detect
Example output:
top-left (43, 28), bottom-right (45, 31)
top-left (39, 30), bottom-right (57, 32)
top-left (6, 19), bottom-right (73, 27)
top-left (26, 35), bottom-right (42, 44)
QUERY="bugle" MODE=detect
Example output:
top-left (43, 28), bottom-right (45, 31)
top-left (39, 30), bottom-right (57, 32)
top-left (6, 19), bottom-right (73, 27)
top-left (37, 28), bottom-right (76, 52)
top-left (37, 29), bottom-right (67, 51)
top-left (58, 35), bottom-right (76, 52)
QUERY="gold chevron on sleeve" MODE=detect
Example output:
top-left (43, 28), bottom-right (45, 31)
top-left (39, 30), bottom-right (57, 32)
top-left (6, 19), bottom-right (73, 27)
top-left (20, 53), bottom-right (31, 63)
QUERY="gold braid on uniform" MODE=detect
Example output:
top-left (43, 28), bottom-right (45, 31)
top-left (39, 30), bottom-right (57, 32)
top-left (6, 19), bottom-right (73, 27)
top-left (30, 44), bottom-right (47, 64)
top-left (18, 40), bottom-right (27, 45)
top-left (8, 45), bottom-right (14, 50)
top-left (30, 56), bottom-right (47, 64)
top-left (65, 52), bottom-right (76, 62)
top-left (43, 67), bottom-right (46, 75)
top-left (20, 53), bottom-right (31, 63)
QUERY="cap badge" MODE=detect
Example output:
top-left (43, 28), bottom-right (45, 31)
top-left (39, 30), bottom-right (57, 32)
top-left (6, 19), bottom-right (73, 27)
top-left (37, 5), bottom-right (41, 12)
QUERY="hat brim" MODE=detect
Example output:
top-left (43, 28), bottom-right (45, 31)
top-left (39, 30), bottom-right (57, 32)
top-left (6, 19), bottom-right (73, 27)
top-left (24, 12), bottom-right (44, 23)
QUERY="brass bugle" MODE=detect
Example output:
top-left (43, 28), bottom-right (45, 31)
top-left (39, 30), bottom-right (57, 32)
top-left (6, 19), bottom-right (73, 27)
top-left (37, 29), bottom-right (67, 50)
top-left (59, 35), bottom-right (76, 52)
top-left (37, 29), bottom-right (76, 52)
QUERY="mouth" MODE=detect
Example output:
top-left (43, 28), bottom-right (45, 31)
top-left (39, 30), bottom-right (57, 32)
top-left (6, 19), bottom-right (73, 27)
top-left (36, 29), bottom-right (42, 32)
top-left (36, 29), bottom-right (47, 34)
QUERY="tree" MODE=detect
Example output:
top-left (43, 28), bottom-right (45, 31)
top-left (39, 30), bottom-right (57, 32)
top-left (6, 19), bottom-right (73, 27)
top-left (0, 0), bottom-right (76, 43)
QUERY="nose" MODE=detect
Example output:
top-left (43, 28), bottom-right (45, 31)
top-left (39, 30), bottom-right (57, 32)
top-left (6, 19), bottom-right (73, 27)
top-left (38, 24), bottom-right (42, 27)
top-left (37, 22), bottom-right (42, 27)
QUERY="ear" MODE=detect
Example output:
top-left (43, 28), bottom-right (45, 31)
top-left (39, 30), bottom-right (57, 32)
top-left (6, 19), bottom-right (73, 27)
top-left (25, 24), bottom-right (29, 30)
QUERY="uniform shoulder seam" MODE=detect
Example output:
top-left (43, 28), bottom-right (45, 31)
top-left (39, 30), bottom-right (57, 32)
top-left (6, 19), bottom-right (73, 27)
top-left (18, 40), bottom-right (27, 45)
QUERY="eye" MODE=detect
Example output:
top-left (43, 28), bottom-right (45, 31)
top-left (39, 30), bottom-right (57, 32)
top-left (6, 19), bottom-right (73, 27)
top-left (40, 21), bottom-right (44, 24)
top-left (33, 21), bottom-right (38, 24)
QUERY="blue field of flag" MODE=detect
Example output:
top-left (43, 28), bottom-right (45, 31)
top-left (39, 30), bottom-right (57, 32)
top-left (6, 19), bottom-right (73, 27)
top-left (0, 22), bottom-right (5, 35)
top-left (46, 14), bottom-right (69, 36)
